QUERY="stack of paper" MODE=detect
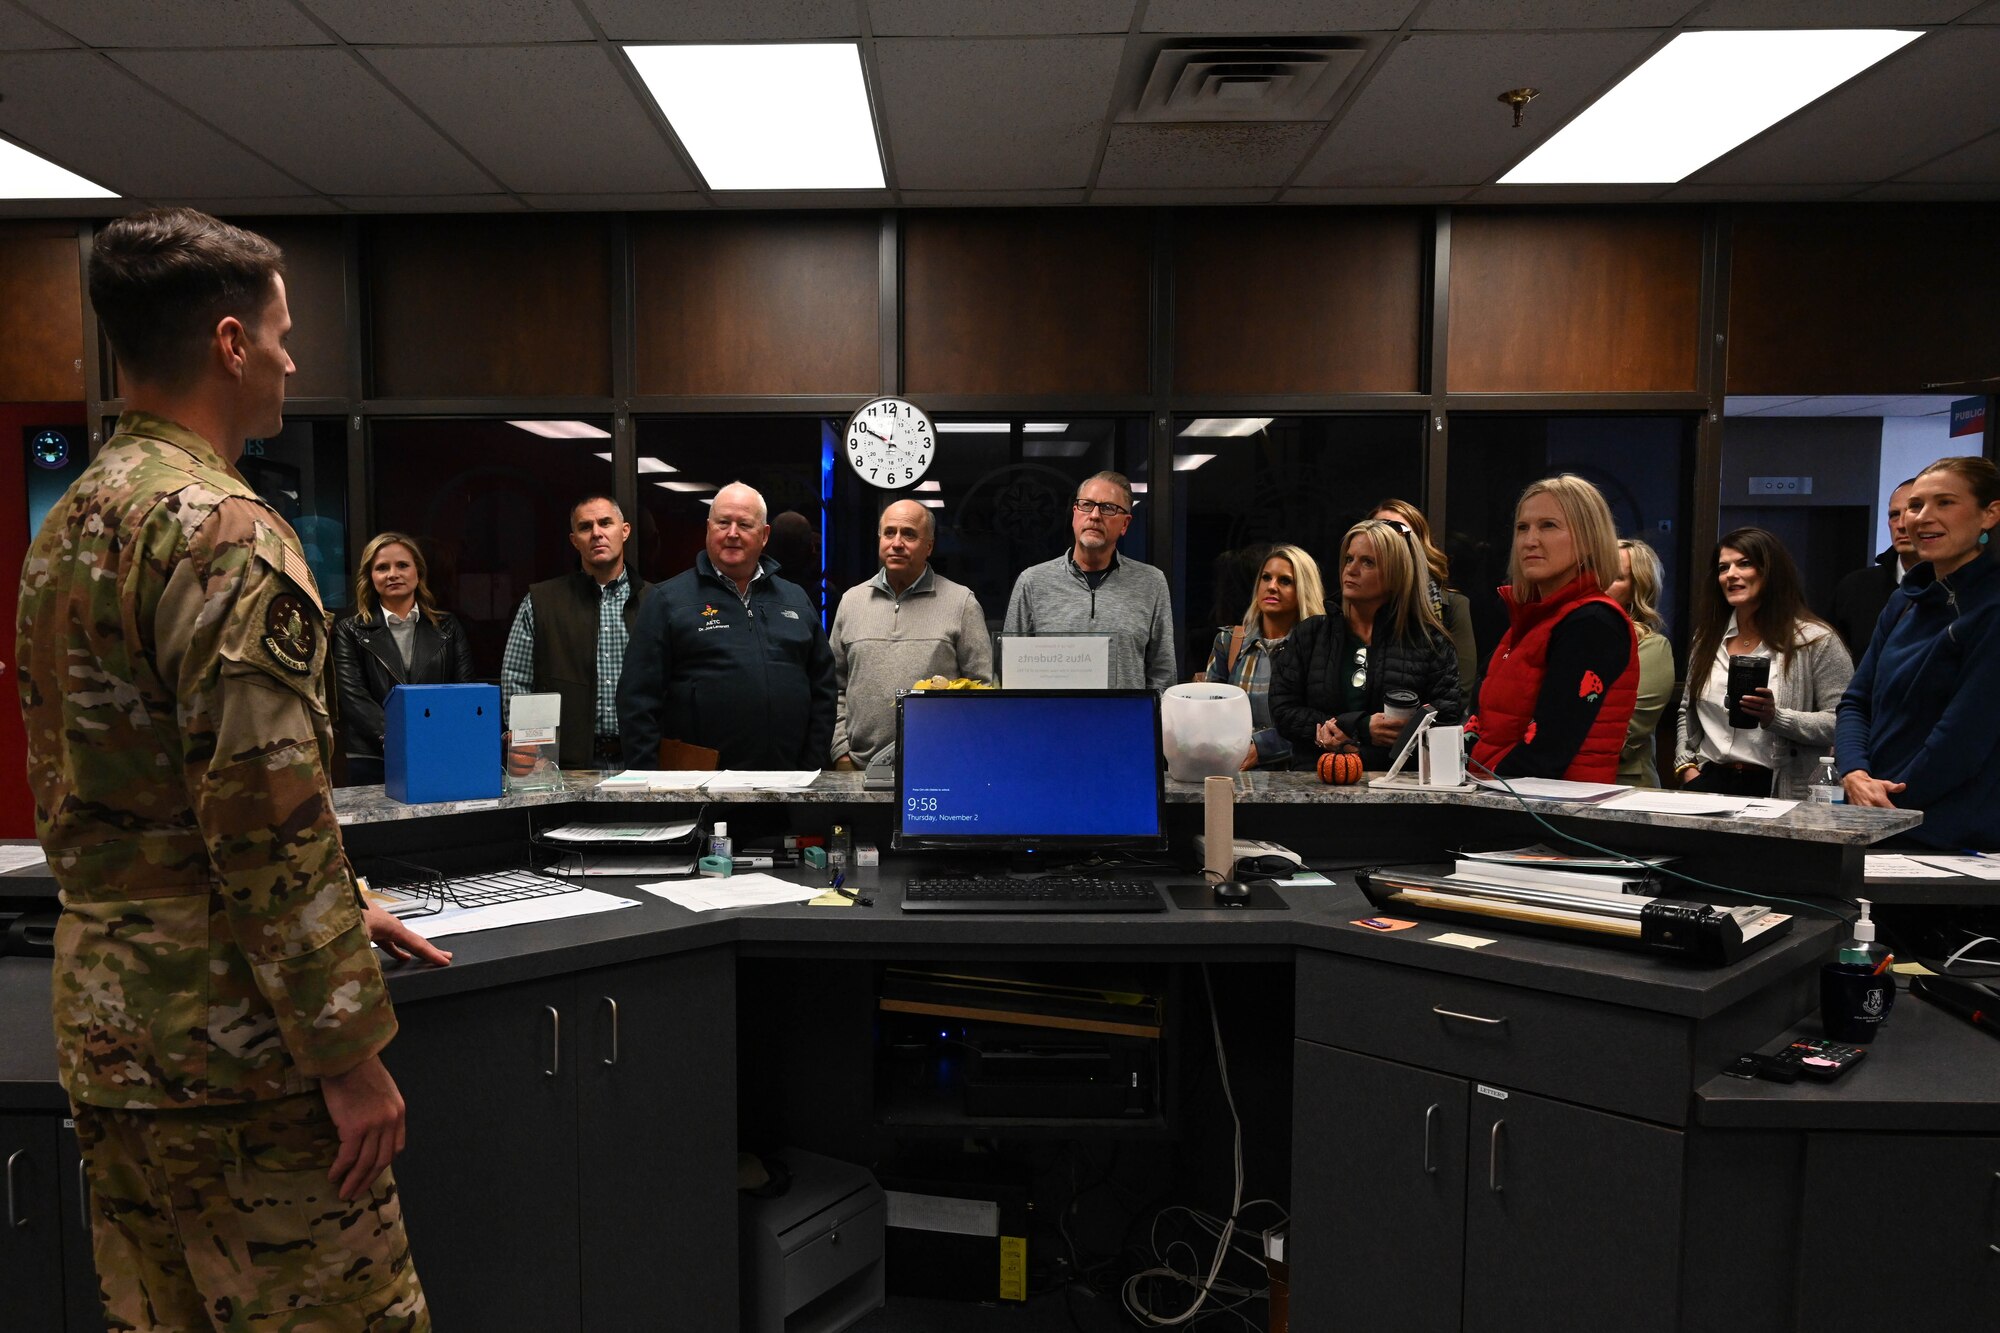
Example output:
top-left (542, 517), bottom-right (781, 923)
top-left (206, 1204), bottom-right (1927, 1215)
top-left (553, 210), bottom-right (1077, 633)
top-left (594, 770), bottom-right (822, 792)
top-left (639, 872), bottom-right (826, 913)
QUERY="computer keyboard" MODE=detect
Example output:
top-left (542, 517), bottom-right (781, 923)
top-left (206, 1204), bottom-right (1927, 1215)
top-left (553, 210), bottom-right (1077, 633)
top-left (901, 874), bottom-right (1168, 914)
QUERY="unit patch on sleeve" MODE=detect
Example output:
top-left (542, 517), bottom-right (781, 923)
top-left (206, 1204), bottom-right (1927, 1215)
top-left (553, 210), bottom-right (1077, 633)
top-left (1578, 669), bottom-right (1605, 703)
top-left (262, 592), bottom-right (317, 674)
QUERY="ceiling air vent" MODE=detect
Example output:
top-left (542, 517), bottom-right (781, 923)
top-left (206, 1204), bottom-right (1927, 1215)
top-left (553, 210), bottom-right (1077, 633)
top-left (1127, 40), bottom-right (1366, 123)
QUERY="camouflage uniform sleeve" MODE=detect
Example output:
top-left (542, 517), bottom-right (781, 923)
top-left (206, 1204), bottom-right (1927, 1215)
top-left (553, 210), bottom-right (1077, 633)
top-left (167, 495), bottom-right (395, 1080)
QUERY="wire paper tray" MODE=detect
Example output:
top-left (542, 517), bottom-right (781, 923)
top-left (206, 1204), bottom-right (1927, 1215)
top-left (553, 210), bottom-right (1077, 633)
top-left (358, 856), bottom-right (581, 919)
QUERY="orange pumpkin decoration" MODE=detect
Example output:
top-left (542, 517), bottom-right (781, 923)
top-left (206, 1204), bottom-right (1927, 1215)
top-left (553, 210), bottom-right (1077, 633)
top-left (1318, 751), bottom-right (1363, 785)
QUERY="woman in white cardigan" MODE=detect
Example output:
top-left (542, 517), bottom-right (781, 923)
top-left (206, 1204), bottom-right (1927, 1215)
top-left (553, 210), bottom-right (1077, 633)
top-left (1674, 527), bottom-right (1853, 799)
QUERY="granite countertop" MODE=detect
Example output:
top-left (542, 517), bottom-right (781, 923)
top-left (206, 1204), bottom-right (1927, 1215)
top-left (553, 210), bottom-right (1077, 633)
top-left (330, 769), bottom-right (1920, 845)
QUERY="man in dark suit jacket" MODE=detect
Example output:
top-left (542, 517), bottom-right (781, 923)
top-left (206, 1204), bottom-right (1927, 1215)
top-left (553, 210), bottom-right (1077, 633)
top-left (1829, 478), bottom-right (1917, 656)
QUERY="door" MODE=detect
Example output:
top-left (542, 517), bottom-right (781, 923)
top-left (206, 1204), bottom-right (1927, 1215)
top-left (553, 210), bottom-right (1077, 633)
top-left (382, 974), bottom-right (581, 1331)
top-left (1290, 1043), bottom-right (1469, 1332)
top-left (1463, 1087), bottom-right (1683, 1333)
top-left (1798, 1133), bottom-right (2000, 1327)
top-left (2, 406), bottom-right (86, 839)
top-left (576, 948), bottom-right (738, 1330)
top-left (1, 1112), bottom-right (66, 1332)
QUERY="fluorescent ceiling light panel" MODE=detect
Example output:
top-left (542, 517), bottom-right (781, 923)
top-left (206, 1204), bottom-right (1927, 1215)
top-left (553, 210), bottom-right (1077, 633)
top-left (0, 137), bottom-right (116, 199)
top-left (593, 451), bottom-right (613, 461)
top-left (1174, 454), bottom-right (1217, 471)
top-left (660, 480), bottom-right (719, 493)
top-left (1023, 422), bottom-right (1070, 434)
top-left (938, 422), bottom-right (1010, 434)
top-left (1501, 29), bottom-right (1921, 184)
top-left (914, 481), bottom-right (942, 492)
top-left (919, 499), bottom-right (945, 509)
top-left (625, 43), bottom-right (884, 190)
top-left (510, 420), bottom-right (610, 439)
top-left (637, 457), bottom-right (678, 474)
top-left (1179, 418), bottom-right (1271, 438)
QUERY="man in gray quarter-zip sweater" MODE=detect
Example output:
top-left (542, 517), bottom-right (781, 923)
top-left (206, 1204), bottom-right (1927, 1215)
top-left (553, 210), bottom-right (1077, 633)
top-left (1002, 471), bottom-right (1177, 691)
top-left (830, 498), bottom-right (995, 768)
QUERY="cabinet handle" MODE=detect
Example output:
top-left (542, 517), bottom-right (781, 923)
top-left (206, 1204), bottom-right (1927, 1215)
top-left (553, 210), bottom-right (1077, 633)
top-left (78, 1158), bottom-right (89, 1232)
top-left (1488, 1121), bottom-right (1506, 1194)
top-left (601, 996), bottom-right (620, 1067)
top-left (1433, 1005), bottom-right (1507, 1026)
top-left (6, 1149), bottom-right (26, 1229)
top-left (1423, 1104), bottom-right (1441, 1175)
top-left (543, 1005), bottom-right (561, 1077)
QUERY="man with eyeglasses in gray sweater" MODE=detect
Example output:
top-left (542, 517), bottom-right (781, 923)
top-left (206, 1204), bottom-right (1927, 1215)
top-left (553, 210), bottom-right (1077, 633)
top-left (1002, 471), bottom-right (1177, 691)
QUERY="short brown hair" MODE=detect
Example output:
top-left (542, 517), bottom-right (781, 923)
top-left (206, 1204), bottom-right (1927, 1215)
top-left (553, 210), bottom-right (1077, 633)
top-left (88, 207), bottom-right (284, 389)
top-left (1917, 455), bottom-right (2000, 508)
top-left (1078, 471), bottom-right (1134, 510)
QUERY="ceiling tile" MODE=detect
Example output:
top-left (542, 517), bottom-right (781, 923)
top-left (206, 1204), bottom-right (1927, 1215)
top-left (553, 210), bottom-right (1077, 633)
top-left (1090, 186), bottom-right (1279, 202)
top-left (112, 48), bottom-right (493, 195)
top-left (363, 46), bottom-right (693, 194)
top-left (1142, 1), bottom-right (1414, 32)
top-left (1464, 183), bottom-right (1674, 202)
top-left (1296, 30), bottom-right (1659, 187)
top-left (899, 189), bottom-right (1089, 204)
top-left (710, 190), bottom-right (891, 208)
top-left (1661, 183), bottom-right (1868, 200)
top-left (1855, 179), bottom-right (2000, 198)
top-left (1416, 1), bottom-right (1695, 27)
top-left (0, 5), bottom-right (72, 47)
top-left (868, 1), bottom-right (1136, 36)
top-left (0, 51), bottom-right (310, 196)
top-left (1695, 27), bottom-right (2000, 184)
top-left (17, 0), bottom-right (330, 47)
top-left (333, 194), bottom-right (525, 211)
top-left (1969, 0), bottom-right (2000, 19)
top-left (1694, 0), bottom-right (1973, 24)
top-left (170, 195), bottom-right (344, 215)
top-left (1897, 127), bottom-right (2000, 181)
top-left (1282, 184), bottom-right (1472, 202)
top-left (875, 37), bottom-right (1125, 189)
top-left (1097, 121), bottom-right (1325, 188)
top-left (580, 0), bottom-right (859, 41)
top-left (0, 195), bottom-right (127, 218)
top-left (520, 193), bottom-right (708, 210)
top-left (298, 0), bottom-right (594, 43)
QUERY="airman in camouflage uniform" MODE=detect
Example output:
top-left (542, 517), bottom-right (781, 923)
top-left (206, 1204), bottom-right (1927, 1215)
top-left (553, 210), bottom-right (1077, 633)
top-left (17, 209), bottom-right (437, 1331)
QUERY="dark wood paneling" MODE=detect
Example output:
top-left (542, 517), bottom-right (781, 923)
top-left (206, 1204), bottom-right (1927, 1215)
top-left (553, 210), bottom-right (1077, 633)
top-left (1173, 209), bottom-right (1425, 394)
top-left (1728, 204), bottom-right (2000, 394)
top-left (0, 223), bottom-right (84, 402)
top-left (904, 211), bottom-right (1150, 396)
top-left (254, 220), bottom-right (348, 400)
top-left (633, 213), bottom-right (877, 396)
top-left (366, 215), bottom-right (611, 399)
top-left (1448, 210), bottom-right (1703, 394)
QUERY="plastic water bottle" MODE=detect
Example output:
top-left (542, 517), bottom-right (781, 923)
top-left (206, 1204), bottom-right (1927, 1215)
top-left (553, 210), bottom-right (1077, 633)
top-left (1809, 756), bottom-right (1842, 804)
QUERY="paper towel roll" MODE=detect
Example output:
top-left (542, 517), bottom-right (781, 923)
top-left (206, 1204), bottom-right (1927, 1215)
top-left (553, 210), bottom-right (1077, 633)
top-left (1204, 775), bottom-right (1234, 880)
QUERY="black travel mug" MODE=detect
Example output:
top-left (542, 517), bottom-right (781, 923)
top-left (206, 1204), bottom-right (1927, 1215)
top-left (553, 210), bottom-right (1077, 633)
top-left (1725, 654), bottom-right (1771, 729)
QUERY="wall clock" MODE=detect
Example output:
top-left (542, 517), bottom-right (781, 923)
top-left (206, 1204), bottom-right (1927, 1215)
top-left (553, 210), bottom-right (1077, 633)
top-left (843, 396), bottom-right (935, 490)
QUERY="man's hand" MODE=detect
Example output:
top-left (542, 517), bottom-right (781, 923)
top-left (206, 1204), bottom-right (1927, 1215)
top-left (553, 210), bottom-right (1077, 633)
top-left (1368, 713), bottom-right (1406, 747)
top-left (320, 1053), bottom-right (406, 1201)
top-left (1239, 743), bottom-right (1258, 770)
top-left (363, 904), bottom-right (453, 968)
top-left (1736, 687), bottom-right (1777, 727)
top-left (832, 754), bottom-right (859, 772)
top-left (1842, 769), bottom-right (1906, 808)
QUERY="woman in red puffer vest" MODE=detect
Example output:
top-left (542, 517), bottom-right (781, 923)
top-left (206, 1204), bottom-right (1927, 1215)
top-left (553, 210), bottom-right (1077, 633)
top-left (1467, 474), bottom-right (1639, 784)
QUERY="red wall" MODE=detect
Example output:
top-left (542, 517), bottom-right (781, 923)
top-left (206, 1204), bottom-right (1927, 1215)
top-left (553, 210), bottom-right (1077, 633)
top-left (1, 403), bottom-right (85, 838)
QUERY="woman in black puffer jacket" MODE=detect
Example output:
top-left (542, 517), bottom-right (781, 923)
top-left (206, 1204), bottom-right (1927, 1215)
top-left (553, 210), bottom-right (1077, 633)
top-left (332, 532), bottom-right (477, 785)
top-left (1268, 519), bottom-right (1462, 771)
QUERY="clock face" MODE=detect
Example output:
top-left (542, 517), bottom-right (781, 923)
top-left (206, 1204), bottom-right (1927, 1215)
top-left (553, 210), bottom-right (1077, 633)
top-left (843, 397), bottom-right (935, 490)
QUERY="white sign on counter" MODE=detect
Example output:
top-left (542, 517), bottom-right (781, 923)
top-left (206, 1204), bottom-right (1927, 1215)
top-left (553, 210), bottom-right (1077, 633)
top-left (997, 634), bottom-right (1111, 689)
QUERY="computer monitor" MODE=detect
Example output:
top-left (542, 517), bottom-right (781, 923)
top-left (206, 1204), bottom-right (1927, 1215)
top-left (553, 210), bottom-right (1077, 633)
top-left (893, 689), bottom-right (1166, 853)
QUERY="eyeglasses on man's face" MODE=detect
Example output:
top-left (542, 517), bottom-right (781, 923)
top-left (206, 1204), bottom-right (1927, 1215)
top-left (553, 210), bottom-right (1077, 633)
top-left (1073, 499), bottom-right (1130, 517)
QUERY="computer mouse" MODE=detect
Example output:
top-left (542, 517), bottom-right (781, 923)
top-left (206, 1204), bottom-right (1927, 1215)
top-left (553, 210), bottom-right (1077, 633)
top-left (1212, 880), bottom-right (1253, 907)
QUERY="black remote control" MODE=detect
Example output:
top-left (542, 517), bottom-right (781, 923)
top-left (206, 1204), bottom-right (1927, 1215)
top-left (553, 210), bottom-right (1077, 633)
top-left (1782, 1038), bottom-right (1867, 1081)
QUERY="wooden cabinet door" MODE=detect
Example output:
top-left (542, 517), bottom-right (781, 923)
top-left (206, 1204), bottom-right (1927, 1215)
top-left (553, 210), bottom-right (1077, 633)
top-left (1290, 1042), bottom-right (1469, 1332)
top-left (1, 1113), bottom-right (66, 1332)
top-left (383, 975), bottom-right (581, 1331)
top-left (1463, 1087), bottom-right (1683, 1333)
top-left (575, 948), bottom-right (738, 1331)
top-left (1798, 1133), bottom-right (2000, 1328)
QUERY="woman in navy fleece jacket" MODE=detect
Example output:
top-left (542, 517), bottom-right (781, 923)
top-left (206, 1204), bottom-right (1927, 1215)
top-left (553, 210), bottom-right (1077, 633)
top-left (1835, 455), bottom-right (2000, 849)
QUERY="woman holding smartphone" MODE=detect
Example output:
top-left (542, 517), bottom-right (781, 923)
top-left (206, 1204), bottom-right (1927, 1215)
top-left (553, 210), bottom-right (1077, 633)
top-left (1673, 527), bottom-right (1851, 798)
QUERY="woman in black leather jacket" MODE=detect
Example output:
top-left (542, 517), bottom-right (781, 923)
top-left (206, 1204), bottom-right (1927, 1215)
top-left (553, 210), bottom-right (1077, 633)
top-left (332, 532), bottom-right (476, 784)
top-left (1268, 519), bottom-right (1463, 771)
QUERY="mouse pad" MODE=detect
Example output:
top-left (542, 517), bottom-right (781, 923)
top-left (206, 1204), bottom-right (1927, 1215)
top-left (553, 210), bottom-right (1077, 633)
top-left (1168, 881), bottom-right (1290, 911)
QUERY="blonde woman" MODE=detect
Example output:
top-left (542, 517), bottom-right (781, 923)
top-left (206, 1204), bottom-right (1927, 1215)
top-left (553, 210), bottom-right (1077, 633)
top-left (1466, 475), bottom-right (1637, 783)
top-left (1200, 545), bottom-right (1325, 769)
top-left (1370, 497), bottom-right (1478, 702)
top-left (332, 532), bottom-right (476, 784)
top-left (1607, 538), bottom-right (1674, 787)
top-left (1269, 521), bottom-right (1461, 770)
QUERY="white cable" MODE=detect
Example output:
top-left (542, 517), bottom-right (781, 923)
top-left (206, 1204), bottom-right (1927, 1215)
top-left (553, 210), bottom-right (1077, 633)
top-left (1122, 963), bottom-right (1245, 1326)
top-left (1943, 934), bottom-right (2000, 971)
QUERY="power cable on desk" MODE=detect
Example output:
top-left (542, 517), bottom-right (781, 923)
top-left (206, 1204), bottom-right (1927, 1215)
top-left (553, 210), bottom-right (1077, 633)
top-left (1462, 757), bottom-right (1849, 922)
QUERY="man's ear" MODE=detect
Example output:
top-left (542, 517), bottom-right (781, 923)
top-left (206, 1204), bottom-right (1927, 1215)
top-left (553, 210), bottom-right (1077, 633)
top-left (214, 315), bottom-right (250, 379)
